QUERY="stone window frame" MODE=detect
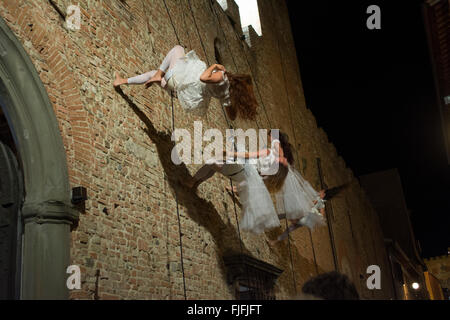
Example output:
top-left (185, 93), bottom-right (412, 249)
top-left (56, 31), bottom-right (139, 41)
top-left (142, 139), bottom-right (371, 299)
top-left (224, 254), bottom-right (283, 300)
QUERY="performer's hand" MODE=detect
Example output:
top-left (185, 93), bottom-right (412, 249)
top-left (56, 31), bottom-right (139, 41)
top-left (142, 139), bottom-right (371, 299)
top-left (215, 64), bottom-right (226, 72)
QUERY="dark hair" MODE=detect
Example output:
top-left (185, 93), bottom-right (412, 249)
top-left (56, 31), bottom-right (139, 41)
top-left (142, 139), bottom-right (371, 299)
top-left (225, 72), bottom-right (258, 121)
top-left (302, 271), bottom-right (360, 300)
top-left (263, 162), bottom-right (289, 193)
top-left (324, 184), bottom-right (349, 200)
top-left (277, 131), bottom-right (294, 165)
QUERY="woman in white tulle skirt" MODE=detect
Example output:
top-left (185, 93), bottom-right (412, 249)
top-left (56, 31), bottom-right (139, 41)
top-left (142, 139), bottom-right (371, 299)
top-left (180, 131), bottom-right (293, 234)
top-left (114, 45), bottom-right (258, 120)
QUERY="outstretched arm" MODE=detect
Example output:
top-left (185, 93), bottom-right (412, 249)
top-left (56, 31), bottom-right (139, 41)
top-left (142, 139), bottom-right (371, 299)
top-left (200, 64), bottom-right (226, 83)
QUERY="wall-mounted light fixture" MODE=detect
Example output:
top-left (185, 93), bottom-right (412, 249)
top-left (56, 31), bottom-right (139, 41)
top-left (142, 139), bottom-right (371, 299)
top-left (71, 186), bottom-right (87, 205)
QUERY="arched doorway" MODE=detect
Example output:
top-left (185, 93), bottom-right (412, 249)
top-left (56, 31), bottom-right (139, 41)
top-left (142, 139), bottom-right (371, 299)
top-left (0, 111), bottom-right (22, 299)
top-left (0, 17), bottom-right (79, 299)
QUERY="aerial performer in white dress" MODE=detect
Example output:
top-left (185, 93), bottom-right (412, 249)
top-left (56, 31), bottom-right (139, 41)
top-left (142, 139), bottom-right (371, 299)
top-left (180, 130), bottom-right (292, 234)
top-left (113, 45), bottom-right (258, 121)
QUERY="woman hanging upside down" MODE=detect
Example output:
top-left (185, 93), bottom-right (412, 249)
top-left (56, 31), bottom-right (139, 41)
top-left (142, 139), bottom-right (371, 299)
top-left (114, 45), bottom-right (258, 121)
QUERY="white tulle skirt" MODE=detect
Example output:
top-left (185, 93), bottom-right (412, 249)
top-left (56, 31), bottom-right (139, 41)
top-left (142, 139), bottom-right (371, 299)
top-left (171, 50), bottom-right (211, 116)
top-left (275, 166), bottom-right (318, 220)
top-left (220, 163), bottom-right (280, 234)
top-left (275, 166), bottom-right (325, 230)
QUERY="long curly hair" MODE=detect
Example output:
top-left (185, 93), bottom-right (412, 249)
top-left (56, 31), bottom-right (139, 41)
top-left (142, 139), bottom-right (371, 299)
top-left (225, 72), bottom-right (258, 121)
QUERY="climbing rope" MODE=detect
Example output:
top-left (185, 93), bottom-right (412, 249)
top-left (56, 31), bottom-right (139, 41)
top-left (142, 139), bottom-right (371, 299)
top-left (170, 94), bottom-right (187, 300)
top-left (210, 0), bottom-right (299, 294)
top-left (162, 0), bottom-right (182, 46)
top-left (187, 0), bottom-right (210, 66)
top-left (208, 1), bottom-right (263, 130)
top-left (188, 0), bottom-right (256, 292)
top-left (181, 0), bottom-right (193, 50)
top-left (210, 1), bottom-right (272, 129)
top-left (161, 0), bottom-right (187, 299)
top-left (266, 0), bottom-right (320, 281)
top-left (208, 0), bottom-right (239, 73)
top-left (163, 0), bottom-right (249, 298)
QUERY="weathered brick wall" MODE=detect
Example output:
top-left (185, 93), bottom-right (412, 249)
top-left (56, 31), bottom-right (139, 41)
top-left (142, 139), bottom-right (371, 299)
top-left (0, 0), bottom-right (394, 299)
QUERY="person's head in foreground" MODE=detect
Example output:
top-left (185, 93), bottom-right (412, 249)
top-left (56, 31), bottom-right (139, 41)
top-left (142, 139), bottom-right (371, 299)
top-left (301, 271), bottom-right (360, 300)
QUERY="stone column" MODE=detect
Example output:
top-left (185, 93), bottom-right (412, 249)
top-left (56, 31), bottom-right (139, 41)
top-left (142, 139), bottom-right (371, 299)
top-left (20, 202), bottom-right (78, 300)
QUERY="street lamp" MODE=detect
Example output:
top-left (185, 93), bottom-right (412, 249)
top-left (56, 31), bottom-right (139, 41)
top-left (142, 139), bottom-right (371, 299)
top-left (412, 282), bottom-right (420, 290)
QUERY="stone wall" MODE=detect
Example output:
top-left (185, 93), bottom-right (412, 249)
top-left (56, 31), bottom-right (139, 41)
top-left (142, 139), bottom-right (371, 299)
top-left (425, 250), bottom-right (450, 290)
top-left (0, 0), bottom-right (394, 299)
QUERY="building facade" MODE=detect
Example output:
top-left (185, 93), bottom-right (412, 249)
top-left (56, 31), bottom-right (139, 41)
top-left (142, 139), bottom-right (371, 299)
top-left (425, 249), bottom-right (450, 300)
top-left (0, 0), bottom-right (395, 299)
top-left (423, 0), bottom-right (450, 163)
top-left (360, 169), bottom-right (429, 300)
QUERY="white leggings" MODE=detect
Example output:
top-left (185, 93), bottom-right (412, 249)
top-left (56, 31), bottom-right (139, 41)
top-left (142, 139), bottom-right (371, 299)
top-left (192, 163), bottom-right (246, 187)
top-left (127, 45), bottom-right (185, 85)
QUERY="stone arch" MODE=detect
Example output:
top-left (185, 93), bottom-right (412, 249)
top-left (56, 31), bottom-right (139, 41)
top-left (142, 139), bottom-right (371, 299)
top-left (0, 16), bottom-right (78, 299)
top-left (1, 1), bottom-right (94, 188)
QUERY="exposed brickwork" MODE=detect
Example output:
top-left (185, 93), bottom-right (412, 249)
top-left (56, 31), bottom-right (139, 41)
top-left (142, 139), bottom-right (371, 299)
top-left (0, 0), bottom-right (394, 299)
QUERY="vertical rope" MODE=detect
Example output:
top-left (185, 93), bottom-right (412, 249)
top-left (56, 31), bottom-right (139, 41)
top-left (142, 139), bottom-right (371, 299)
top-left (212, 1), bottom-right (272, 128)
top-left (162, 0), bottom-right (182, 45)
top-left (209, 0), bottom-right (239, 72)
top-left (209, 0), bottom-right (263, 133)
top-left (171, 93), bottom-right (187, 299)
top-left (162, 0), bottom-right (187, 299)
top-left (316, 158), bottom-right (339, 272)
top-left (187, 0), bottom-right (210, 65)
top-left (181, 0), bottom-right (193, 49)
top-left (265, 0), bottom-right (302, 291)
top-left (285, 219), bottom-right (297, 294)
top-left (189, 1), bottom-right (256, 297)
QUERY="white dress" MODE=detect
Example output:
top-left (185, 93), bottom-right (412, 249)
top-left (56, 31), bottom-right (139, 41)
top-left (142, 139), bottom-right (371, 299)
top-left (209, 136), bottom-right (280, 234)
top-left (275, 166), bottom-right (326, 229)
top-left (220, 163), bottom-right (280, 234)
top-left (256, 139), bottom-right (281, 176)
top-left (169, 50), bottom-right (231, 116)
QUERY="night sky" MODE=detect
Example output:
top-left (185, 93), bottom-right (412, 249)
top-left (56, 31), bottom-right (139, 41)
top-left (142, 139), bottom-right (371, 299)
top-left (286, 0), bottom-right (449, 258)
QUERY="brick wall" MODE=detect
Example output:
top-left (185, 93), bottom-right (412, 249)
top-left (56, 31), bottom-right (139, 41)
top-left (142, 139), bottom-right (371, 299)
top-left (0, 0), bottom-right (394, 299)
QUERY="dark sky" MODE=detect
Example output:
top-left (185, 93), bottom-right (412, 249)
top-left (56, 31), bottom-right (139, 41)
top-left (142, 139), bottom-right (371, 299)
top-left (286, 0), bottom-right (449, 258)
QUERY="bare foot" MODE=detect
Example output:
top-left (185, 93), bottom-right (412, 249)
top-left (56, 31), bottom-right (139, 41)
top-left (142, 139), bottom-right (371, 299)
top-left (113, 72), bottom-right (127, 87)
